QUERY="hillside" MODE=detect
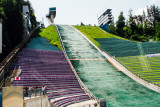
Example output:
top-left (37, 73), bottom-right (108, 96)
top-left (74, 25), bottom-right (126, 47)
top-left (74, 25), bottom-right (160, 86)
top-left (33, 25), bottom-right (62, 50)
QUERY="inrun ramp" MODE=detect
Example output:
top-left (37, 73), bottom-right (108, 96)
top-left (57, 25), bottom-right (160, 107)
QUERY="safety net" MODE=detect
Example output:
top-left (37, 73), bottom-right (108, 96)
top-left (95, 38), bottom-right (160, 86)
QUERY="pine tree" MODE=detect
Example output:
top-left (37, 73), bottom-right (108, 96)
top-left (116, 11), bottom-right (125, 36)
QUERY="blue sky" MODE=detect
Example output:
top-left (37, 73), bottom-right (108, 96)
top-left (29, 0), bottom-right (160, 26)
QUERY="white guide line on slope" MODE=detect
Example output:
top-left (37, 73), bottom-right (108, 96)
top-left (70, 25), bottom-right (160, 93)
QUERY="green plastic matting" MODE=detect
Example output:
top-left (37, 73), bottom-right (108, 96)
top-left (27, 37), bottom-right (61, 51)
top-left (57, 25), bottom-right (160, 107)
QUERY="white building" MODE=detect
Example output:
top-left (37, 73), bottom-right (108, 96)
top-left (98, 9), bottom-right (114, 26)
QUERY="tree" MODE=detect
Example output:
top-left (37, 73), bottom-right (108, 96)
top-left (116, 11), bottom-right (125, 36)
top-left (3, 0), bottom-right (24, 47)
top-left (123, 27), bottom-right (128, 38)
top-left (115, 5), bottom-right (160, 42)
top-left (155, 22), bottom-right (160, 39)
top-left (0, 0), bottom-right (37, 62)
top-left (147, 5), bottom-right (160, 28)
top-left (24, 1), bottom-right (37, 29)
top-left (80, 22), bottom-right (85, 26)
top-left (136, 24), bottom-right (143, 35)
top-left (128, 9), bottom-right (137, 35)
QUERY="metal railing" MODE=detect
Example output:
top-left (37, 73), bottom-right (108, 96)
top-left (23, 88), bottom-right (46, 99)
top-left (0, 27), bottom-right (39, 87)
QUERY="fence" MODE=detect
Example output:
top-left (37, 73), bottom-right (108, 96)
top-left (0, 27), bottom-right (39, 88)
top-left (23, 88), bottom-right (46, 99)
top-left (95, 38), bottom-right (160, 57)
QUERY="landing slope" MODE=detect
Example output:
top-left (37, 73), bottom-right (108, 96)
top-left (75, 25), bottom-right (160, 87)
top-left (58, 25), bottom-right (160, 107)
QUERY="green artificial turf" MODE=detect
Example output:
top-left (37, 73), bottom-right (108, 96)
top-left (117, 56), bottom-right (160, 86)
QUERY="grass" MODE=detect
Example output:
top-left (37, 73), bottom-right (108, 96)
top-left (73, 25), bottom-right (126, 47)
top-left (117, 56), bottom-right (160, 86)
top-left (33, 25), bottom-right (62, 50)
top-left (73, 25), bottom-right (160, 86)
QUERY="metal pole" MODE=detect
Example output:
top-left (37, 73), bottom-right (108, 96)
top-left (2, 69), bottom-right (4, 87)
top-left (0, 18), bottom-right (2, 53)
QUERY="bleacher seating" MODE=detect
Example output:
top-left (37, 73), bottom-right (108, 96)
top-left (27, 37), bottom-right (61, 51)
top-left (11, 37), bottom-right (90, 107)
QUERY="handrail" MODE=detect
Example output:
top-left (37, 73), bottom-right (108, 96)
top-left (23, 88), bottom-right (44, 99)
top-left (0, 27), bottom-right (39, 73)
top-left (54, 24), bottom-right (98, 102)
top-left (0, 27), bottom-right (39, 86)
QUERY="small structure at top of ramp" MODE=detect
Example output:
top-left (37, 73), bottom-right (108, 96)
top-left (46, 7), bottom-right (56, 24)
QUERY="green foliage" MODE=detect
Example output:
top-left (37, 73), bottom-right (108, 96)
top-left (116, 11), bottom-right (125, 36)
top-left (147, 5), bottom-right (160, 28)
top-left (23, 1), bottom-right (37, 29)
top-left (74, 25), bottom-right (126, 47)
top-left (123, 26), bottom-right (128, 37)
top-left (32, 28), bottom-right (41, 38)
top-left (115, 5), bottom-right (160, 42)
top-left (136, 25), bottom-right (143, 35)
top-left (0, 7), bottom-right (5, 19)
top-left (155, 22), bottom-right (160, 39)
top-left (0, 0), bottom-right (37, 62)
top-left (80, 22), bottom-right (85, 26)
top-left (123, 27), bottom-right (133, 38)
top-left (36, 25), bottom-right (62, 50)
top-left (0, 0), bottom-right (25, 62)
top-left (128, 9), bottom-right (137, 36)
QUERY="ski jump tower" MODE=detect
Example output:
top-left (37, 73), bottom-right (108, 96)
top-left (46, 7), bottom-right (56, 24)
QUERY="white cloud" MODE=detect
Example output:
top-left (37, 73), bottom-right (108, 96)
top-left (135, 7), bottom-right (147, 16)
top-left (149, 0), bottom-right (157, 4)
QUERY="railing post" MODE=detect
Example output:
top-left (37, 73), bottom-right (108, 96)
top-left (29, 90), bottom-right (31, 99)
top-left (0, 18), bottom-right (2, 53)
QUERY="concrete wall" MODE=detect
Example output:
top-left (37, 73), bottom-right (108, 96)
top-left (0, 19), bottom-right (2, 53)
top-left (3, 86), bottom-right (23, 107)
top-left (24, 95), bottom-right (57, 107)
